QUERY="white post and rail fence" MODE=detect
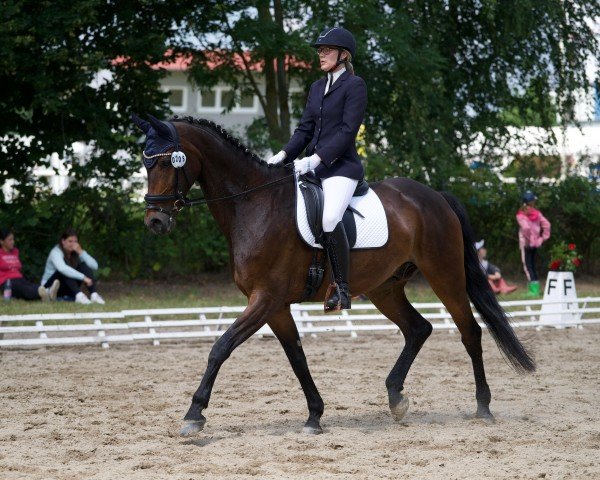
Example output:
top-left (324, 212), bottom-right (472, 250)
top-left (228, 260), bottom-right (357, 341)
top-left (1, 295), bottom-right (598, 349)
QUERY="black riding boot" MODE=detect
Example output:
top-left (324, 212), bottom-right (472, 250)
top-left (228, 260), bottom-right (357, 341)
top-left (324, 222), bottom-right (351, 311)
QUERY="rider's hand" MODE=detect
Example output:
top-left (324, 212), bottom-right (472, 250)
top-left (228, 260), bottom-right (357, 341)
top-left (266, 150), bottom-right (287, 165)
top-left (294, 154), bottom-right (322, 175)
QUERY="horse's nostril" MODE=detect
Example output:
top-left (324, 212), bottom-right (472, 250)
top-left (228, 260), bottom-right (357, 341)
top-left (149, 217), bottom-right (166, 233)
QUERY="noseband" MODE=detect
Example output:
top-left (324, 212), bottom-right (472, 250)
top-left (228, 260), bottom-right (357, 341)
top-left (143, 150), bottom-right (194, 218)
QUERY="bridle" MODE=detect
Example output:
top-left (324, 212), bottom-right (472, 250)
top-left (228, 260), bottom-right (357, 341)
top-left (143, 122), bottom-right (295, 221)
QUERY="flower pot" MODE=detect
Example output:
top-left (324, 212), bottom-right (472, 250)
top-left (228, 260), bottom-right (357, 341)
top-left (538, 271), bottom-right (580, 328)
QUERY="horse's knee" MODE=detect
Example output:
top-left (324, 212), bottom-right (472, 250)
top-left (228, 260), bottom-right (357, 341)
top-left (208, 340), bottom-right (232, 366)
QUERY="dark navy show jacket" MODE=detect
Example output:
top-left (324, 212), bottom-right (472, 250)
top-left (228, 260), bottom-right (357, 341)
top-left (283, 70), bottom-right (368, 180)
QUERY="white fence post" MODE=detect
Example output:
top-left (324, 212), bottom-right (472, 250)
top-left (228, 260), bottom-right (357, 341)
top-left (342, 310), bottom-right (358, 338)
top-left (145, 315), bottom-right (160, 346)
top-left (94, 319), bottom-right (109, 349)
top-left (36, 321), bottom-right (47, 341)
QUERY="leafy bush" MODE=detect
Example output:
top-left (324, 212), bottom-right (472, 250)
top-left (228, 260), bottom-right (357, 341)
top-left (0, 185), bottom-right (229, 282)
top-left (1, 174), bottom-right (597, 282)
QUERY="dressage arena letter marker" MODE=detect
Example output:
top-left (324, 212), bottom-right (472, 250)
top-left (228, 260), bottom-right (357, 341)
top-left (171, 151), bottom-right (187, 168)
top-left (539, 271), bottom-right (580, 328)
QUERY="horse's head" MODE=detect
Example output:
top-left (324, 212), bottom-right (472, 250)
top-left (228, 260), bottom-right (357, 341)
top-left (132, 114), bottom-right (199, 234)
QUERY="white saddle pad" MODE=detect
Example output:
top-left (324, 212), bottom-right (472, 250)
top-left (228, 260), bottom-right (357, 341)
top-left (296, 179), bottom-right (389, 249)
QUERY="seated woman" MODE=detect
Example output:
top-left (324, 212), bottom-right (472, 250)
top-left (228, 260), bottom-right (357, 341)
top-left (475, 240), bottom-right (518, 294)
top-left (41, 228), bottom-right (105, 305)
top-left (1, 228), bottom-right (60, 301)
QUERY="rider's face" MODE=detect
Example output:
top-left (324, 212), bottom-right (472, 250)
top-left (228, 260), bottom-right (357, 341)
top-left (317, 46), bottom-right (346, 72)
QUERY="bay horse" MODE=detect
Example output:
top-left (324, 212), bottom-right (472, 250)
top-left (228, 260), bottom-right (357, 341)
top-left (133, 114), bottom-right (535, 437)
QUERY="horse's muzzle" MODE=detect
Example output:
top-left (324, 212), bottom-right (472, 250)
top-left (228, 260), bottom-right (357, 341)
top-left (145, 211), bottom-right (174, 235)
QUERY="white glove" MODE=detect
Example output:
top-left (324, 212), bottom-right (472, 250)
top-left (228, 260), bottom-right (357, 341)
top-left (294, 154), bottom-right (322, 175)
top-left (266, 150), bottom-right (287, 165)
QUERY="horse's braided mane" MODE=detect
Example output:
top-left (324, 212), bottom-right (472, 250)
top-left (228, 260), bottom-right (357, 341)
top-left (171, 115), bottom-right (278, 167)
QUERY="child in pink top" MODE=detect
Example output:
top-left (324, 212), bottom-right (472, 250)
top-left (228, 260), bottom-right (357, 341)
top-left (516, 191), bottom-right (551, 295)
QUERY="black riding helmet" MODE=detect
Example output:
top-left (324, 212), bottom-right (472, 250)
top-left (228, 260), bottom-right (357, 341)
top-left (311, 27), bottom-right (356, 62)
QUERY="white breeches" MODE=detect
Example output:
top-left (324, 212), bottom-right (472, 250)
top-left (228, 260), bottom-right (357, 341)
top-left (322, 176), bottom-right (359, 232)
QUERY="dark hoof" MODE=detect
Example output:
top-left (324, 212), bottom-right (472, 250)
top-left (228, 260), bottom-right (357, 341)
top-left (180, 417), bottom-right (206, 437)
top-left (475, 406), bottom-right (495, 424)
top-left (302, 418), bottom-right (323, 435)
top-left (389, 391), bottom-right (410, 422)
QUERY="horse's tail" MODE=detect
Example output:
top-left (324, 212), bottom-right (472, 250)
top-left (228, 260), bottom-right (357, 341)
top-left (440, 191), bottom-right (536, 373)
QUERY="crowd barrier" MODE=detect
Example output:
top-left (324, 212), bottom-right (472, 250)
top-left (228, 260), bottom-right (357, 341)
top-left (0, 297), bottom-right (599, 349)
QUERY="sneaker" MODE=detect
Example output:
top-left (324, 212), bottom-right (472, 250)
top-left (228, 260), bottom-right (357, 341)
top-left (38, 286), bottom-right (50, 302)
top-left (48, 280), bottom-right (60, 301)
top-left (75, 292), bottom-right (91, 305)
top-left (90, 292), bottom-right (105, 305)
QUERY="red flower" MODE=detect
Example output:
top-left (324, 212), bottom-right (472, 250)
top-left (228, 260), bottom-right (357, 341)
top-left (549, 260), bottom-right (562, 270)
top-left (572, 258), bottom-right (582, 267)
top-left (568, 243), bottom-right (576, 251)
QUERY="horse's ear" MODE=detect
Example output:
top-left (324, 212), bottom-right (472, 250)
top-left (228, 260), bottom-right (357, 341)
top-left (131, 113), bottom-right (150, 134)
top-left (147, 114), bottom-right (173, 140)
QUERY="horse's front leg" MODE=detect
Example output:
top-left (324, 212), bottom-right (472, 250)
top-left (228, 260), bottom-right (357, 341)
top-left (268, 309), bottom-right (324, 434)
top-left (180, 293), bottom-right (272, 437)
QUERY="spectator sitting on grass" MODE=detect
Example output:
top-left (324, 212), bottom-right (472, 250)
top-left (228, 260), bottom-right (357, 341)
top-left (475, 240), bottom-right (518, 295)
top-left (41, 228), bottom-right (105, 305)
top-left (0, 228), bottom-right (60, 301)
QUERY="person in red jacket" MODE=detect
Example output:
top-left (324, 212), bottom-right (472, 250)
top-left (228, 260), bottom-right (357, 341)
top-left (0, 228), bottom-right (59, 301)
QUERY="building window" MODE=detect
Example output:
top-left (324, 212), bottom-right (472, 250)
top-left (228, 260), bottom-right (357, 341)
top-left (197, 87), bottom-right (258, 114)
top-left (221, 90), bottom-right (235, 110)
top-left (200, 89), bottom-right (217, 109)
top-left (239, 93), bottom-right (254, 108)
top-left (164, 87), bottom-right (187, 113)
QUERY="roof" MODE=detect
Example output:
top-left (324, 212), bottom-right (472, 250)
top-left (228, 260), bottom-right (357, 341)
top-left (150, 50), bottom-right (310, 72)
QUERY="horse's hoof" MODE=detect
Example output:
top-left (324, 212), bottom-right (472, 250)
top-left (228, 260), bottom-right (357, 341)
top-left (302, 421), bottom-right (323, 435)
top-left (389, 393), bottom-right (410, 422)
top-left (475, 406), bottom-right (496, 424)
top-left (180, 419), bottom-right (206, 437)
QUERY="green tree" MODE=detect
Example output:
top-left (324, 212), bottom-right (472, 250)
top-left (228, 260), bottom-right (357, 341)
top-left (177, 0), bottom-right (325, 149)
top-left (345, 0), bottom-right (599, 188)
top-left (0, 0), bottom-right (194, 199)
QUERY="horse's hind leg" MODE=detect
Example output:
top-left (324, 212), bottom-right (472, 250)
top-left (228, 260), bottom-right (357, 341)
top-left (180, 293), bottom-right (273, 436)
top-left (419, 262), bottom-right (494, 422)
top-left (368, 274), bottom-right (433, 422)
top-left (268, 310), bottom-right (324, 434)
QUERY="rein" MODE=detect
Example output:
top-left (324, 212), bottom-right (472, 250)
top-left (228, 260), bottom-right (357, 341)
top-left (143, 149), bottom-right (295, 218)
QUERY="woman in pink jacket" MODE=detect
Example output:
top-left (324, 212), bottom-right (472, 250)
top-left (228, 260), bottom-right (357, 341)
top-left (516, 191), bottom-right (551, 296)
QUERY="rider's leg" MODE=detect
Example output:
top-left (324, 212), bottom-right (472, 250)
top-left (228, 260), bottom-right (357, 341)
top-left (322, 176), bottom-right (358, 311)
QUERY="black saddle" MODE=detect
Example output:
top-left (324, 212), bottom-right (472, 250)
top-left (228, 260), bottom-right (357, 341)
top-left (298, 172), bottom-right (368, 248)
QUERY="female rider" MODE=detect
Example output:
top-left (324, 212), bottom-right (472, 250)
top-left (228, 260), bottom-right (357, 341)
top-left (267, 27), bottom-right (367, 311)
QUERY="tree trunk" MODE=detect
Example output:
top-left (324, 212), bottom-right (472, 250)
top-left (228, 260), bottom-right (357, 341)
top-left (274, 0), bottom-right (290, 139)
top-left (257, 1), bottom-right (286, 145)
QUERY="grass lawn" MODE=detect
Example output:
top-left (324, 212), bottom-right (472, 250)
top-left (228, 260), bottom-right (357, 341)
top-left (1, 271), bottom-right (598, 315)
